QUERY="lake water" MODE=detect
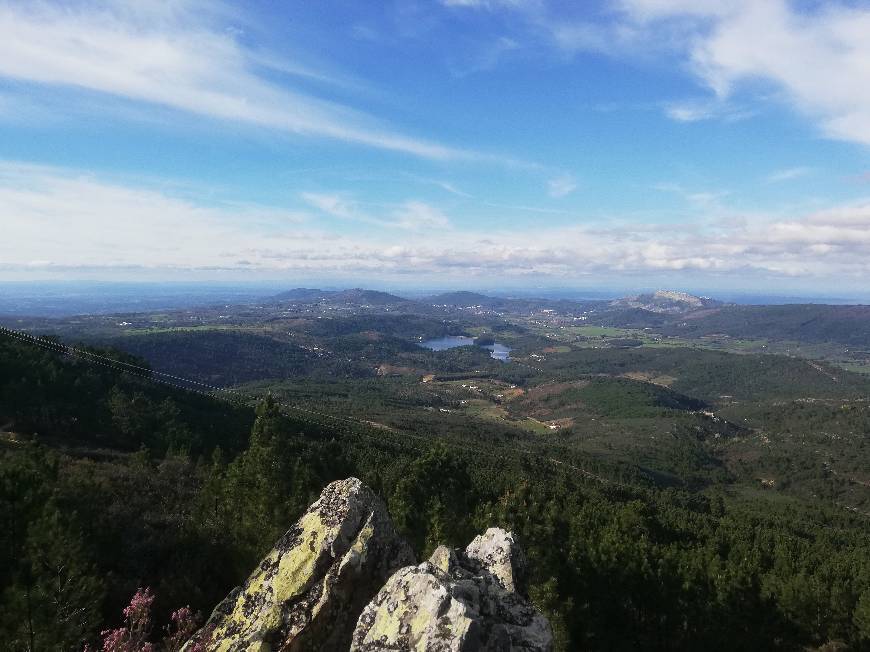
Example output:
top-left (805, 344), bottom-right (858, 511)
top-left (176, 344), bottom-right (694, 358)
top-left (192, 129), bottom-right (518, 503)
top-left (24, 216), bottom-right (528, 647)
top-left (419, 335), bottom-right (475, 350)
top-left (483, 343), bottom-right (511, 361)
top-left (419, 336), bottom-right (511, 362)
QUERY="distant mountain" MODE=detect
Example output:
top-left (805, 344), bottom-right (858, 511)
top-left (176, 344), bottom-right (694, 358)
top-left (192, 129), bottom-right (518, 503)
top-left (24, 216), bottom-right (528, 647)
top-left (271, 288), bottom-right (331, 302)
top-left (610, 290), bottom-right (722, 314)
top-left (426, 291), bottom-right (604, 314)
top-left (427, 291), bottom-right (492, 306)
top-left (590, 295), bottom-right (870, 348)
top-left (271, 288), bottom-right (411, 306)
top-left (330, 289), bottom-right (412, 305)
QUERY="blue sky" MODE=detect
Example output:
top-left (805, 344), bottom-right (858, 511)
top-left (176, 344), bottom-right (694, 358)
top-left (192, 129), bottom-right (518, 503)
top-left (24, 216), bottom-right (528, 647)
top-left (2, 0), bottom-right (870, 294)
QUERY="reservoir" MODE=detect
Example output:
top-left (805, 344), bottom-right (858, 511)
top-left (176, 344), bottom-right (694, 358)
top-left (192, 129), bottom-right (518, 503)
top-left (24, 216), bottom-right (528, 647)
top-left (419, 336), bottom-right (511, 362)
top-left (483, 342), bottom-right (511, 361)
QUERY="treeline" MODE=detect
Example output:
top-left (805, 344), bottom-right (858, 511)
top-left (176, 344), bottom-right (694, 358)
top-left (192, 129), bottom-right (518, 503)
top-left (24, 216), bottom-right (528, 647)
top-left (101, 330), bottom-right (374, 386)
top-left (0, 337), bottom-right (252, 454)
top-left (660, 304), bottom-right (870, 348)
top-left (540, 346), bottom-right (870, 402)
top-left (583, 303), bottom-right (870, 349)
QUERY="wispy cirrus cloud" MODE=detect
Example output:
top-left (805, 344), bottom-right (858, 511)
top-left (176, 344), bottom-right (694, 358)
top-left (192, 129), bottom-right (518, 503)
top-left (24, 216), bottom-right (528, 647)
top-left (765, 167), bottom-right (813, 184)
top-left (663, 99), bottom-right (754, 123)
top-left (415, 177), bottom-right (473, 198)
top-left (547, 174), bottom-right (577, 198)
top-left (0, 0), bottom-right (608, 193)
top-left (301, 192), bottom-right (451, 230)
top-left (448, 36), bottom-right (520, 77)
top-left (664, 102), bottom-right (717, 123)
top-left (652, 182), bottom-right (729, 211)
top-left (440, 0), bottom-right (529, 9)
top-left (0, 0), bottom-right (463, 159)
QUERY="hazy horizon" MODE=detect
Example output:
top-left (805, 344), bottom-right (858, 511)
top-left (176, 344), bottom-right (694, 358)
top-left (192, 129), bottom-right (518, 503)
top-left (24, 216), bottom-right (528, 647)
top-left (2, 279), bottom-right (868, 319)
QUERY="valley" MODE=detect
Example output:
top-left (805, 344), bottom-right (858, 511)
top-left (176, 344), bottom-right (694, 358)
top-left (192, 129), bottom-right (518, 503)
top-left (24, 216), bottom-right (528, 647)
top-left (4, 287), bottom-right (870, 650)
top-left (8, 287), bottom-right (870, 510)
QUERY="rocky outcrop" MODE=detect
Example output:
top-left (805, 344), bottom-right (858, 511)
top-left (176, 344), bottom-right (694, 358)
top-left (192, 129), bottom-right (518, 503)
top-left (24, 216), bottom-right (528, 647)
top-left (610, 289), bottom-right (721, 314)
top-left (351, 528), bottom-right (553, 651)
top-left (465, 528), bottom-right (527, 595)
top-left (186, 479), bottom-right (552, 651)
top-left (184, 477), bottom-right (414, 652)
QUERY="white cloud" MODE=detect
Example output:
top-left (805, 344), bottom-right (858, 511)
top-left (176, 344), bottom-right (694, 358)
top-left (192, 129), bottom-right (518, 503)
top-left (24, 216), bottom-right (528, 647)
top-left (619, 0), bottom-right (734, 21)
top-left (619, 0), bottom-right (870, 146)
top-left (0, 0), bottom-right (463, 159)
top-left (663, 99), bottom-right (754, 123)
top-left (653, 183), bottom-right (728, 211)
top-left (300, 193), bottom-right (358, 221)
top-left (664, 102), bottom-right (715, 123)
top-left (547, 20), bottom-right (640, 56)
top-left (547, 174), bottom-right (577, 198)
top-left (441, 0), bottom-right (529, 9)
top-left (449, 36), bottom-right (520, 77)
top-left (468, 0), bottom-right (870, 146)
top-left (392, 201), bottom-right (451, 229)
top-left (429, 179), bottom-right (473, 198)
top-left (0, 161), bottom-right (312, 269)
top-left (5, 161), bottom-right (870, 282)
top-left (301, 192), bottom-right (451, 230)
top-left (765, 167), bottom-right (813, 183)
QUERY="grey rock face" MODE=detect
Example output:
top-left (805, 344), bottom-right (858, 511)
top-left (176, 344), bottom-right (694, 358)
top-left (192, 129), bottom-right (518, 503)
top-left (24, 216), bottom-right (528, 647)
top-left (466, 527), bottom-right (527, 594)
top-left (184, 477), bottom-right (414, 652)
top-left (350, 527), bottom-right (553, 651)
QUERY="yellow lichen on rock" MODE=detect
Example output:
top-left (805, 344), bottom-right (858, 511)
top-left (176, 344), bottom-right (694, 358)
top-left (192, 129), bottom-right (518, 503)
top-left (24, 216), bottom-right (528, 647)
top-left (351, 529), bottom-right (552, 651)
top-left (184, 478), bottom-right (414, 652)
top-left (185, 480), bottom-right (553, 651)
top-left (206, 510), bottom-right (330, 647)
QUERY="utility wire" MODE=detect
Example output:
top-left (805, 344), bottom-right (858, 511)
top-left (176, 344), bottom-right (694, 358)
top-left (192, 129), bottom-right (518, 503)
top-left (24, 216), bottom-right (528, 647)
top-left (0, 324), bottom-right (624, 488)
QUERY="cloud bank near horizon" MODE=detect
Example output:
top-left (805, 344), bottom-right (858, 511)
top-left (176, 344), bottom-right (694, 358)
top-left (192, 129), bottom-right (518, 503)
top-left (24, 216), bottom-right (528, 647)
top-left (4, 162), bottom-right (870, 285)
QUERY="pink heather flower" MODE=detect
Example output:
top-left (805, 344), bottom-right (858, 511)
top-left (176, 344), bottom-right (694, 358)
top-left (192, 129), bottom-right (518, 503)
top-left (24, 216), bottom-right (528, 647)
top-left (164, 605), bottom-right (202, 652)
top-left (98, 588), bottom-right (156, 652)
top-left (170, 606), bottom-right (194, 627)
top-left (100, 628), bottom-right (128, 652)
top-left (93, 588), bottom-right (205, 652)
top-left (123, 587), bottom-right (155, 624)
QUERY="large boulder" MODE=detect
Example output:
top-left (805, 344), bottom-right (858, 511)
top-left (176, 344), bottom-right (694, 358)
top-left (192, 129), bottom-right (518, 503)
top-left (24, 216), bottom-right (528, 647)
top-left (185, 477), bottom-right (414, 652)
top-left (350, 527), bottom-right (553, 651)
top-left (465, 528), bottom-right (527, 595)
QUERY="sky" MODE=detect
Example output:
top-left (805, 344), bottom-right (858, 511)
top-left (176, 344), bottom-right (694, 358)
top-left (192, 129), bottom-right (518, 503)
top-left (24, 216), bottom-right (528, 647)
top-left (2, 0), bottom-right (870, 295)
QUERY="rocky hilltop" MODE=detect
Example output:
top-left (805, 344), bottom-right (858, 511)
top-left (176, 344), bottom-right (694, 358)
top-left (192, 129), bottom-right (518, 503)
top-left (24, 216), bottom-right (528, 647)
top-left (352, 529), bottom-right (552, 651)
top-left (185, 478), bottom-right (553, 651)
top-left (610, 289), bottom-right (721, 314)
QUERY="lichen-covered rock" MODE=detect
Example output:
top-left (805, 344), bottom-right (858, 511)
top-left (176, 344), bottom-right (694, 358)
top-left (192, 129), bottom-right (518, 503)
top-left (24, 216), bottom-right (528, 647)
top-left (185, 477), bottom-right (414, 652)
top-left (465, 528), bottom-right (526, 594)
top-left (350, 528), bottom-right (553, 652)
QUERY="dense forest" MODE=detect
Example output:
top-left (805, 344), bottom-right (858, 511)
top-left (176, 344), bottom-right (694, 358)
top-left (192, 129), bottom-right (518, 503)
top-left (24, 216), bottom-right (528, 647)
top-left (4, 335), bottom-right (870, 651)
top-left (658, 304), bottom-right (870, 348)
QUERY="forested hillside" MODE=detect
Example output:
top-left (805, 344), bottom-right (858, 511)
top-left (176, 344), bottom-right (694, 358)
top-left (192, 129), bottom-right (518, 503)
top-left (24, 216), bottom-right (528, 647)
top-left (4, 335), bottom-right (870, 650)
top-left (661, 304), bottom-right (870, 347)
